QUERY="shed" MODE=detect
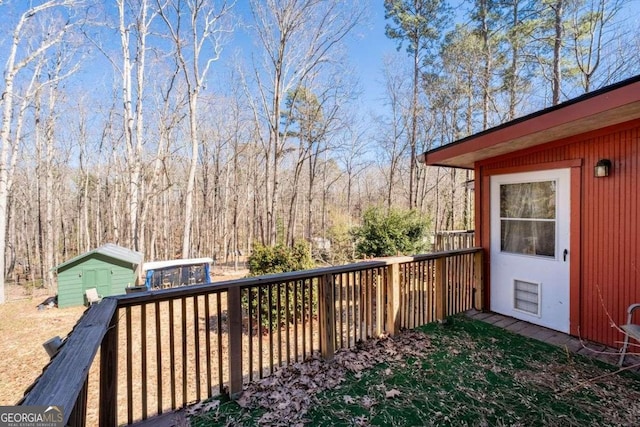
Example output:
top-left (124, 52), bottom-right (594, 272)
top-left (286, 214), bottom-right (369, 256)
top-left (55, 243), bottom-right (143, 308)
top-left (421, 75), bottom-right (640, 348)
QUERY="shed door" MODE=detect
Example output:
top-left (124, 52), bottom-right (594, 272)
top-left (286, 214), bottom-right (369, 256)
top-left (83, 268), bottom-right (111, 298)
top-left (490, 169), bottom-right (570, 333)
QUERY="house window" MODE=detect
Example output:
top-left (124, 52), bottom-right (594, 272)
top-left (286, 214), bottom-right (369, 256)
top-left (514, 279), bottom-right (540, 316)
top-left (500, 181), bottom-right (556, 257)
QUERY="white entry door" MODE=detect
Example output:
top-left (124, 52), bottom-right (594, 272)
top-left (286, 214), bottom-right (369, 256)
top-left (490, 169), bottom-right (570, 333)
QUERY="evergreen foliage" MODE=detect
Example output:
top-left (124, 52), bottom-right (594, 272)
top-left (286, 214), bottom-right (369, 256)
top-left (247, 241), bottom-right (315, 276)
top-left (353, 207), bottom-right (430, 257)
top-left (246, 242), bottom-right (316, 330)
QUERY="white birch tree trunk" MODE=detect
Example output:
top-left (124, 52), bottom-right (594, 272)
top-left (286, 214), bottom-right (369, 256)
top-left (0, 0), bottom-right (75, 303)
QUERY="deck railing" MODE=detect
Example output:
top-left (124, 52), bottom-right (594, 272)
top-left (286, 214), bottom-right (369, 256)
top-left (432, 230), bottom-right (475, 252)
top-left (20, 248), bottom-right (483, 426)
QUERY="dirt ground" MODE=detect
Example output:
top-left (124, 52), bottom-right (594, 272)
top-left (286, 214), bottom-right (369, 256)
top-left (0, 285), bottom-right (86, 405)
top-left (0, 268), bottom-right (248, 411)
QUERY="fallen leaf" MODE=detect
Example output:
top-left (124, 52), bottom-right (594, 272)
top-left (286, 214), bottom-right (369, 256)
top-left (386, 388), bottom-right (401, 398)
top-left (362, 396), bottom-right (376, 409)
top-left (343, 395), bottom-right (356, 404)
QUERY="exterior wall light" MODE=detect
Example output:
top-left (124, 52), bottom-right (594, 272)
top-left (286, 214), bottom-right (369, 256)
top-left (594, 159), bottom-right (611, 177)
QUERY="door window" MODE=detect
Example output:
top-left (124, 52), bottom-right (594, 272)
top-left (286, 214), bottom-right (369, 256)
top-left (499, 181), bottom-right (556, 257)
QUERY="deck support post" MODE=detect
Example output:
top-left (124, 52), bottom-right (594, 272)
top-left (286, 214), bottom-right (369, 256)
top-left (228, 287), bottom-right (243, 397)
top-left (319, 273), bottom-right (336, 360)
top-left (386, 263), bottom-right (401, 335)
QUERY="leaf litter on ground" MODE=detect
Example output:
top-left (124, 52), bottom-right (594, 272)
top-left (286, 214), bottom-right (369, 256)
top-left (187, 329), bottom-right (431, 426)
top-left (189, 318), bottom-right (640, 426)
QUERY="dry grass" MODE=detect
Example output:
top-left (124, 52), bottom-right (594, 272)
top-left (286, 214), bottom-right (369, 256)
top-left (0, 285), bottom-right (86, 406)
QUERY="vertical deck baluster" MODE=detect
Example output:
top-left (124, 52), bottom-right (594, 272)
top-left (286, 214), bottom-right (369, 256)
top-left (301, 280), bottom-right (307, 360)
top-left (204, 294), bottom-right (212, 397)
top-left (355, 271), bottom-right (365, 341)
top-left (169, 300), bottom-right (176, 409)
top-left (257, 286), bottom-right (264, 378)
top-left (401, 265), bottom-right (407, 329)
top-left (409, 264), bottom-right (414, 327)
top-left (414, 263), bottom-right (419, 328)
top-left (469, 253), bottom-right (474, 308)
top-left (368, 269), bottom-right (374, 338)
top-left (464, 254), bottom-right (473, 311)
top-left (350, 272), bottom-right (354, 344)
top-left (181, 297), bottom-right (187, 407)
top-left (347, 272), bottom-right (358, 347)
top-left (285, 281), bottom-right (291, 365)
top-left (338, 274), bottom-right (344, 349)
top-left (453, 257), bottom-right (458, 313)
top-left (346, 272), bottom-right (351, 347)
top-left (456, 256), bottom-right (461, 313)
top-left (411, 263), bottom-right (417, 329)
top-left (448, 257), bottom-right (453, 315)
top-left (268, 283), bottom-right (274, 374)
top-left (409, 264), bottom-right (413, 329)
top-left (363, 270), bottom-right (369, 339)
top-left (155, 301), bottom-right (163, 415)
top-left (248, 288), bottom-right (254, 382)
top-left (126, 307), bottom-right (133, 425)
top-left (216, 293), bottom-right (223, 393)
top-left (309, 279), bottom-right (314, 353)
top-left (277, 283), bottom-right (282, 367)
top-left (425, 262), bottom-right (431, 323)
top-left (430, 261), bottom-right (435, 321)
top-left (354, 271), bottom-right (360, 341)
top-left (421, 261), bottom-right (427, 325)
top-left (455, 255), bottom-right (460, 309)
top-left (141, 304), bottom-right (148, 420)
top-left (193, 296), bottom-right (201, 402)
top-left (417, 262), bottom-right (422, 326)
top-left (373, 268), bottom-right (378, 336)
top-left (293, 281), bottom-right (299, 361)
top-left (355, 271), bottom-right (361, 342)
top-left (361, 270), bottom-right (367, 339)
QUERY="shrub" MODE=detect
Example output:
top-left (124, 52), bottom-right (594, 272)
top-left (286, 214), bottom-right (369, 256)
top-left (247, 241), bottom-right (314, 276)
top-left (353, 207), bottom-right (430, 258)
top-left (246, 241), bottom-right (316, 330)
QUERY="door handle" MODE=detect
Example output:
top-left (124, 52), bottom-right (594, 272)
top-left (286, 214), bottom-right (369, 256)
top-left (563, 249), bottom-right (568, 262)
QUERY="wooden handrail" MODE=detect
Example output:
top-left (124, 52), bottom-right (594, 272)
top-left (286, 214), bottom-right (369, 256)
top-left (20, 298), bottom-right (118, 426)
top-left (114, 248), bottom-right (481, 308)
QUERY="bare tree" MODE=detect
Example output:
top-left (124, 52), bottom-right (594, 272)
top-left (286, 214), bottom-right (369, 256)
top-left (246, 0), bottom-right (363, 246)
top-left (567, 0), bottom-right (628, 92)
top-left (377, 55), bottom-right (410, 210)
top-left (0, 0), bottom-right (79, 303)
top-left (157, 0), bottom-right (233, 258)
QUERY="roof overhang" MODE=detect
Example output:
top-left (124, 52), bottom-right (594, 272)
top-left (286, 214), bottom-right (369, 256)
top-left (420, 75), bottom-right (640, 169)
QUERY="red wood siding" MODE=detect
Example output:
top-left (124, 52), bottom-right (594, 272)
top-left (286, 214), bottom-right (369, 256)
top-left (476, 119), bottom-right (640, 348)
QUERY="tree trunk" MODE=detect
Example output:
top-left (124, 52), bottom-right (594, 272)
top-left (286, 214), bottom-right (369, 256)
top-left (552, 0), bottom-right (564, 105)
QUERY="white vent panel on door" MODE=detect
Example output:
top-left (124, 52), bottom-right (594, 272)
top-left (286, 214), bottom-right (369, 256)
top-left (514, 279), bottom-right (540, 316)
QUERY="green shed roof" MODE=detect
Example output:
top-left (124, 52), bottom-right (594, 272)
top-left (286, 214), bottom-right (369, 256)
top-left (54, 243), bottom-right (143, 272)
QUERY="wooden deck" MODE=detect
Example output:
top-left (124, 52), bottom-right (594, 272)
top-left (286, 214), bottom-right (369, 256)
top-left (466, 309), bottom-right (640, 370)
